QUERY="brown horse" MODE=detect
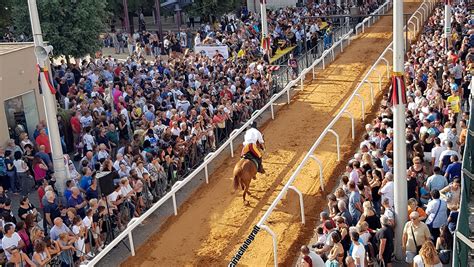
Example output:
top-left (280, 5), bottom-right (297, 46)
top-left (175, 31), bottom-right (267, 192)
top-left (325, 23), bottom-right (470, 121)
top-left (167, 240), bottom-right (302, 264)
top-left (233, 142), bottom-right (264, 205)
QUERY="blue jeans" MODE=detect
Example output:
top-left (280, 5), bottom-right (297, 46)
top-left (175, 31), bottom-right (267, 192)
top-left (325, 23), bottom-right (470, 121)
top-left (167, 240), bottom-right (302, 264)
top-left (123, 201), bottom-right (136, 219)
top-left (6, 171), bottom-right (17, 193)
top-left (373, 200), bottom-right (382, 216)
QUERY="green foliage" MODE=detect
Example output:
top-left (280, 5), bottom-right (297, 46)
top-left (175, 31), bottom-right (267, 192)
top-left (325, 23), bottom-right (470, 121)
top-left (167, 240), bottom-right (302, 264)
top-left (0, 0), bottom-right (13, 36)
top-left (186, 0), bottom-right (241, 18)
top-left (11, 0), bottom-right (110, 59)
top-left (107, 0), bottom-right (156, 16)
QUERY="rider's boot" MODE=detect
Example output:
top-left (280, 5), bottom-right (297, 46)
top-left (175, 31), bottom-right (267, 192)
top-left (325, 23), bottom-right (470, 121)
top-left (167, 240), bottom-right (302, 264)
top-left (257, 157), bottom-right (266, 174)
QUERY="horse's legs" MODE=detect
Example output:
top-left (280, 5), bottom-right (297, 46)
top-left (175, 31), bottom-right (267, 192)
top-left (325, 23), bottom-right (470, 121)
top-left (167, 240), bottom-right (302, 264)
top-left (243, 177), bottom-right (251, 205)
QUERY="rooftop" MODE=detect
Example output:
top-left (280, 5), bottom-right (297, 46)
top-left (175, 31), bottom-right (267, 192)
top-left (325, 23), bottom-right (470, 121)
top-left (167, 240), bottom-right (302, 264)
top-left (0, 42), bottom-right (34, 56)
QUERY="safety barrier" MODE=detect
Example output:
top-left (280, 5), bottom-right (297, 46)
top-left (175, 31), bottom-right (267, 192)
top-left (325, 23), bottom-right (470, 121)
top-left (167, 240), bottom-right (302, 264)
top-left (452, 80), bottom-right (474, 267)
top-left (230, 1), bottom-right (437, 266)
top-left (84, 1), bottom-right (398, 266)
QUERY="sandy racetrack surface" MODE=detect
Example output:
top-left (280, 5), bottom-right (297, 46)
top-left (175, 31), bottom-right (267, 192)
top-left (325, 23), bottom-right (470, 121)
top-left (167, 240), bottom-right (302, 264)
top-left (122, 2), bottom-right (421, 266)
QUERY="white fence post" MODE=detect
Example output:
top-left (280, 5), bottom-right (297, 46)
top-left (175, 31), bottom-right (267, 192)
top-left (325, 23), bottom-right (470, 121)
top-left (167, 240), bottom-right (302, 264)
top-left (380, 57), bottom-right (390, 78)
top-left (354, 93), bottom-right (366, 119)
top-left (288, 186), bottom-right (305, 224)
top-left (309, 155), bottom-right (325, 191)
top-left (171, 181), bottom-right (182, 215)
top-left (373, 69), bottom-right (383, 91)
top-left (128, 232), bottom-right (135, 256)
top-left (342, 111), bottom-right (355, 140)
top-left (259, 225), bottom-right (278, 267)
top-left (327, 129), bottom-right (340, 161)
top-left (365, 80), bottom-right (375, 105)
top-left (204, 153), bottom-right (214, 184)
top-left (229, 130), bottom-right (239, 158)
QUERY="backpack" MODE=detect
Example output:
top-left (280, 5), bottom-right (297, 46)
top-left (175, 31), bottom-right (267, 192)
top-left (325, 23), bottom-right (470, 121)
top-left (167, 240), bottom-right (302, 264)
top-left (0, 156), bottom-right (6, 176)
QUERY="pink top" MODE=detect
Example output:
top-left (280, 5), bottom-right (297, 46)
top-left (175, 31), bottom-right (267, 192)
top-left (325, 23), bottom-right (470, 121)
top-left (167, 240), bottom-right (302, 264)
top-left (33, 164), bottom-right (47, 181)
top-left (17, 229), bottom-right (30, 252)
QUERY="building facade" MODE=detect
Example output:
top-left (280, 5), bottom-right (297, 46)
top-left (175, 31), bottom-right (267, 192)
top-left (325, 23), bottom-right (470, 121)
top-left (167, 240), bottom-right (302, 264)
top-left (0, 43), bottom-right (45, 147)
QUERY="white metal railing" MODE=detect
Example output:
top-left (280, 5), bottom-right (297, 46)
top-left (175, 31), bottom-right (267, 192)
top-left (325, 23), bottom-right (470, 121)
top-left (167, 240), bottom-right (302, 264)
top-left (245, 1), bottom-right (437, 266)
top-left (84, 1), bottom-right (397, 266)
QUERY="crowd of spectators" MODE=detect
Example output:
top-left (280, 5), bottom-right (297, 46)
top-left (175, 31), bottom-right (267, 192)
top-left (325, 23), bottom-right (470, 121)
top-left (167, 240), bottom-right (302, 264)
top-left (0, 0), bottom-right (445, 265)
top-left (102, 1), bottom-right (383, 61)
top-left (0, 1), bottom-right (385, 265)
top-left (300, 3), bottom-right (472, 267)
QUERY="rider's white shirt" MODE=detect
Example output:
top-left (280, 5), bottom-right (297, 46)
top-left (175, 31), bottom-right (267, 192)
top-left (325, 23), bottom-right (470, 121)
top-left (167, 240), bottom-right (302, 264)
top-left (243, 128), bottom-right (264, 146)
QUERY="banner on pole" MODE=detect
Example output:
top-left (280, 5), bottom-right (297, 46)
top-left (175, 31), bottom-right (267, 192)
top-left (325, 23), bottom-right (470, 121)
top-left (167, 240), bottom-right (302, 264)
top-left (36, 65), bottom-right (56, 95)
top-left (389, 72), bottom-right (407, 105)
top-left (194, 45), bottom-right (229, 59)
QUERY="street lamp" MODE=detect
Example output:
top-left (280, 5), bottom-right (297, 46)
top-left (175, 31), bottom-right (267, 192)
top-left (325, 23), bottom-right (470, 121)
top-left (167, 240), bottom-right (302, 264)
top-left (27, 0), bottom-right (68, 195)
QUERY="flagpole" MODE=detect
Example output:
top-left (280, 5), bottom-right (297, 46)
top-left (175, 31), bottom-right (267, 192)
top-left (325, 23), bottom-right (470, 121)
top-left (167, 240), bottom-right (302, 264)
top-left (444, 0), bottom-right (452, 51)
top-left (260, 0), bottom-right (269, 54)
top-left (27, 0), bottom-right (68, 196)
top-left (392, 0), bottom-right (408, 261)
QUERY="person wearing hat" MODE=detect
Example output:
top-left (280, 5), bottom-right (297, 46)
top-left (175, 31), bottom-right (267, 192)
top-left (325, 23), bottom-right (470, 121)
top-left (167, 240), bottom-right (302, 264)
top-left (447, 83), bottom-right (461, 122)
top-left (241, 122), bottom-right (265, 174)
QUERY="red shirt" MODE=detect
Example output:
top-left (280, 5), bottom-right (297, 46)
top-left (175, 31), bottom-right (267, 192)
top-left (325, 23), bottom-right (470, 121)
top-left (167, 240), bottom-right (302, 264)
top-left (71, 116), bottom-right (81, 134)
top-left (38, 186), bottom-right (45, 209)
top-left (219, 89), bottom-right (233, 100)
top-left (36, 134), bottom-right (51, 154)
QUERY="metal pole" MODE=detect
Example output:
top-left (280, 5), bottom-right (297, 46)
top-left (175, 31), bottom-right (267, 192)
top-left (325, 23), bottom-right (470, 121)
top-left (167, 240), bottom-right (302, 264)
top-left (392, 0), bottom-right (408, 260)
top-left (302, 19), bottom-right (309, 67)
top-left (175, 4), bottom-right (182, 40)
top-left (260, 0), bottom-right (269, 54)
top-left (123, 0), bottom-right (130, 33)
top-left (27, 0), bottom-right (67, 195)
top-left (444, 0), bottom-right (451, 51)
top-left (155, 0), bottom-right (163, 40)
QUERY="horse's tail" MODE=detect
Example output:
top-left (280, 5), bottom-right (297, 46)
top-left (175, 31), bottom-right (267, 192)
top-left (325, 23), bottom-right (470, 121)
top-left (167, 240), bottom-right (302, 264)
top-left (233, 160), bottom-right (243, 191)
top-left (233, 173), bottom-right (240, 191)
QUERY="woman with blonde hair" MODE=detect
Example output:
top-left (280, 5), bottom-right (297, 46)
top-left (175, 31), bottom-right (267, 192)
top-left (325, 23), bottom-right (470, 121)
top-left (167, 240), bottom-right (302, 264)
top-left (413, 241), bottom-right (442, 266)
top-left (358, 201), bottom-right (381, 230)
top-left (361, 153), bottom-right (376, 171)
top-left (19, 132), bottom-right (34, 150)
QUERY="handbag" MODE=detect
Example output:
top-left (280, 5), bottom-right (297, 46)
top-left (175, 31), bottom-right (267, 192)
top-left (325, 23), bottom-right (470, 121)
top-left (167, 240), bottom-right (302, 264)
top-left (427, 199), bottom-right (441, 228)
top-left (410, 224), bottom-right (422, 254)
top-left (372, 259), bottom-right (385, 267)
top-left (438, 249), bottom-right (451, 264)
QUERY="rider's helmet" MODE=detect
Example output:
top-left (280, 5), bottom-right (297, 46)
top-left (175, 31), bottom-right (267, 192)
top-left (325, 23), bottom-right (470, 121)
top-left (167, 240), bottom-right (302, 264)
top-left (251, 121), bottom-right (258, 129)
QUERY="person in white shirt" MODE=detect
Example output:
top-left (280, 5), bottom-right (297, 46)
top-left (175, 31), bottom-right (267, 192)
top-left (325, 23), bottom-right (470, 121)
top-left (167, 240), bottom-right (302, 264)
top-left (2, 224), bottom-right (25, 261)
top-left (97, 144), bottom-right (110, 161)
top-left (425, 190), bottom-right (448, 241)
top-left (347, 231), bottom-right (366, 267)
top-left (379, 172), bottom-right (394, 208)
top-left (82, 130), bottom-right (95, 152)
top-left (113, 153), bottom-right (128, 171)
top-left (430, 137), bottom-right (445, 168)
top-left (241, 122), bottom-right (265, 173)
top-left (300, 245), bottom-right (324, 267)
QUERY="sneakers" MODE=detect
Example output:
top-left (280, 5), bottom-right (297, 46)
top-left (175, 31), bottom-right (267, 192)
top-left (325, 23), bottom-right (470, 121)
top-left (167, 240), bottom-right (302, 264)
top-left (86, 252), bottom-right (95, 258)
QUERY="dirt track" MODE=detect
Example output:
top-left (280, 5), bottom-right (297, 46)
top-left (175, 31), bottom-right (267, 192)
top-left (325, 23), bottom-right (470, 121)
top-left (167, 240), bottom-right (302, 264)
top-left (122, 2), bottom-right (421, 266)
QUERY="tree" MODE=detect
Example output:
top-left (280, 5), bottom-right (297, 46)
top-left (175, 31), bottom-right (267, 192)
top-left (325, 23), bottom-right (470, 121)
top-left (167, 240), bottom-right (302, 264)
top-left (0, 0), bottom-right (13, 38)
top-left (11, 0), bottom-right (110, 59)
top-left (185, 0), bottom-right (241, 21)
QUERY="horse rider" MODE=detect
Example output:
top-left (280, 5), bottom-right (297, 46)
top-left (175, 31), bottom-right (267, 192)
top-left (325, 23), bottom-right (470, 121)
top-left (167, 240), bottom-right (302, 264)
top-left (241, 122), bottom-right (265, 174)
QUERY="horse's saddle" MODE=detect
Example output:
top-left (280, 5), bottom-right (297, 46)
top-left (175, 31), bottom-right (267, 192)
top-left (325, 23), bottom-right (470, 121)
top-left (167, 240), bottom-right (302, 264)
top-left (243, 153), bottom-right (259, 170)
